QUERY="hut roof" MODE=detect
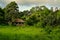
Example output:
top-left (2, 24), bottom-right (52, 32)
top-left (14, 18), bottom-right (25, 22)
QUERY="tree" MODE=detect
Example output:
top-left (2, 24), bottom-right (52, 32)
top-left (56, 10), bottom-right (60, 25)
top-left (0, 7), bottom-right (4, 24)
top-left (4, 1), bottom-right (19, 22)
top-left (26, 13), bottom-right (40, 25)
top-left (19, 10), bottom-right (30, 18)
top-left (26, 6), bottom-right (50, 26)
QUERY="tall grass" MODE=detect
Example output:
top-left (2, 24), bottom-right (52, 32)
top-left (0, 25), bottom-right (60, 40)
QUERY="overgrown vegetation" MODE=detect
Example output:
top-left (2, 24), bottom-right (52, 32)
top-left (0, 1), bottom-right (60, 27)
top-left (0, 26), bottom-right (60, 40)
top-left (0, 1), bottom-right (60, 40)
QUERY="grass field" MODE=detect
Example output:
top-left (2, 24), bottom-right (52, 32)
top-left (0, 26), bottom-right (60, 40)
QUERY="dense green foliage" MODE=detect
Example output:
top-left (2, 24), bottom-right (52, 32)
top-left (0, 1), bottom-right (60, 27)
top-left (0, 1), bottom-right (60, 40)
top-left (0, 7), bottom-right (4, 24)
top-left (3, 1), bottom-right (19, 25)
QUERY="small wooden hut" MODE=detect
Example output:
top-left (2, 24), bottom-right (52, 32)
top-left (12, 18), bottom-right (25, 26)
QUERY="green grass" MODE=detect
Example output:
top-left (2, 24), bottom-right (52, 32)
top-left (0, 26), bottom-right (60, 40)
